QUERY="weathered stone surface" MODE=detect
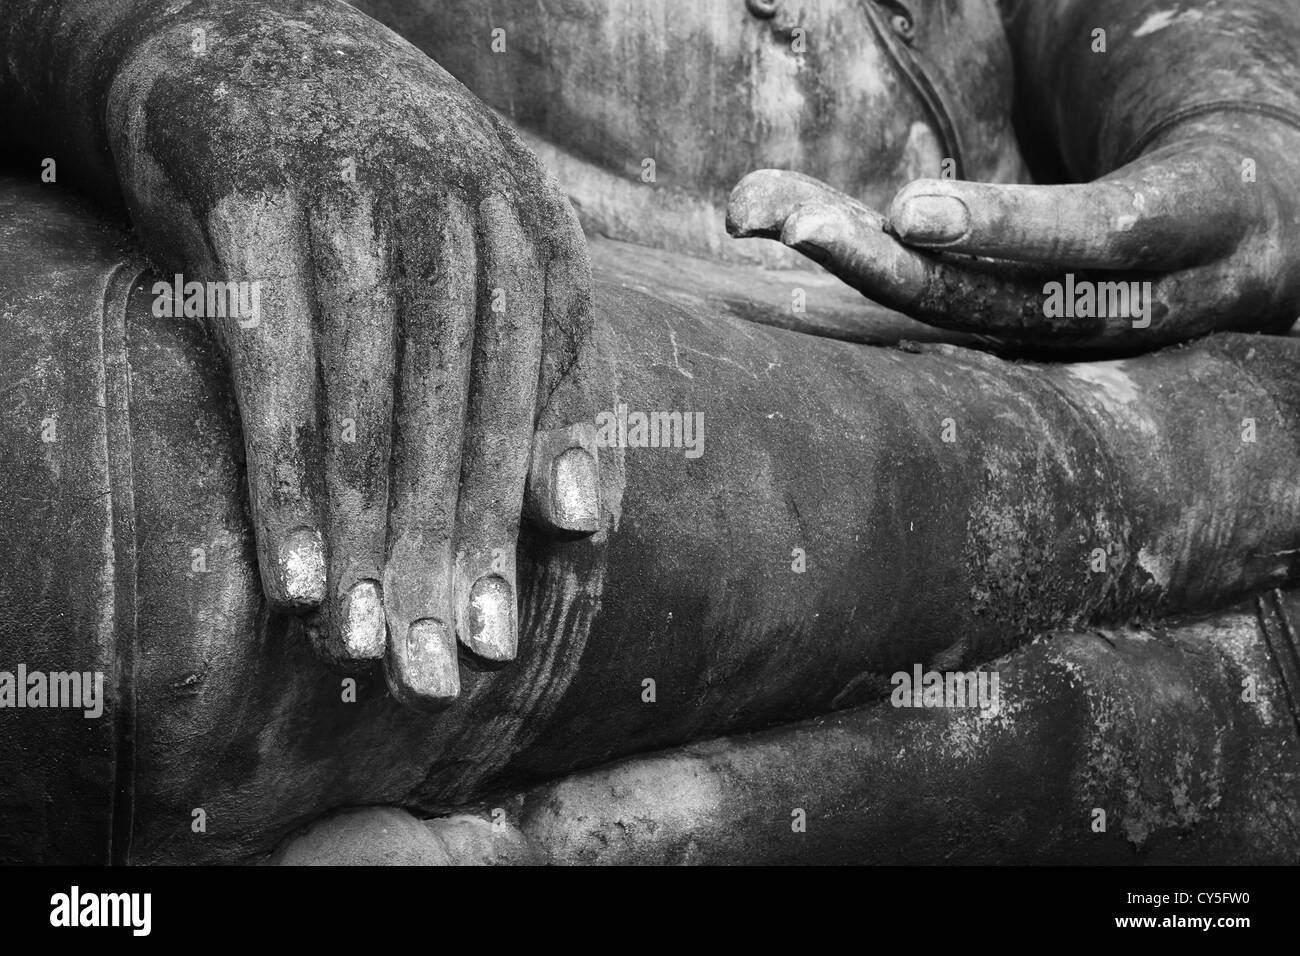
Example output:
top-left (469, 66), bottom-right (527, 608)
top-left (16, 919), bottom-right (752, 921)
top-left (273, 605), bottom-right (1300, 864)
top-left (5, 175), bottom-right (1300, 863)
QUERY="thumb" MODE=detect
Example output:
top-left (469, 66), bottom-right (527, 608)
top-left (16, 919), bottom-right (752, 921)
top-left (888, 145), bottom-right (1253, 270)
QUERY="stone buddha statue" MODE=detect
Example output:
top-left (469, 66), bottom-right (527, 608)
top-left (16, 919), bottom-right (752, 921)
top-left (2, 0), bottom-right (1299, 864)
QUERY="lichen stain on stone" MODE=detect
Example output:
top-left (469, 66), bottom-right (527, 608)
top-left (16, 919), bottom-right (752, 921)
top-left (1207, 614), bottom-right (1277, 726)
top-left (1059, 632), bottom-right (1229, 848)
top-left (1133, 9), bottom-right (1204, 38)
top-left (963, 449), bottom-right (1085, 635)
top-left (1136, 546), bottom-right (1175, 590)
top-left (522, 753), bottom-right (725, 863)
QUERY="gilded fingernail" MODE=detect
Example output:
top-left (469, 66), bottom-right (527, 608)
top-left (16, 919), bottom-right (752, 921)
top-left (893, 195), bottom-right (970, 244)
top-left (341, 580), bottom-right (385, 659)
top-left (552, 448), bottom-right (600, 533)
top-left (277, 527), bottom-right (326, 607)
top-left (403, 618), bottom-right (460, 702)
top-left (466, 575), bottom-right (515, 661)
top-left (527, 424), bottom-right (602, 539)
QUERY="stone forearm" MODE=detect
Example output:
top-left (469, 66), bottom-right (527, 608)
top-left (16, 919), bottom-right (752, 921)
top-left (1000, 0), bottom-right (1300, 179)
